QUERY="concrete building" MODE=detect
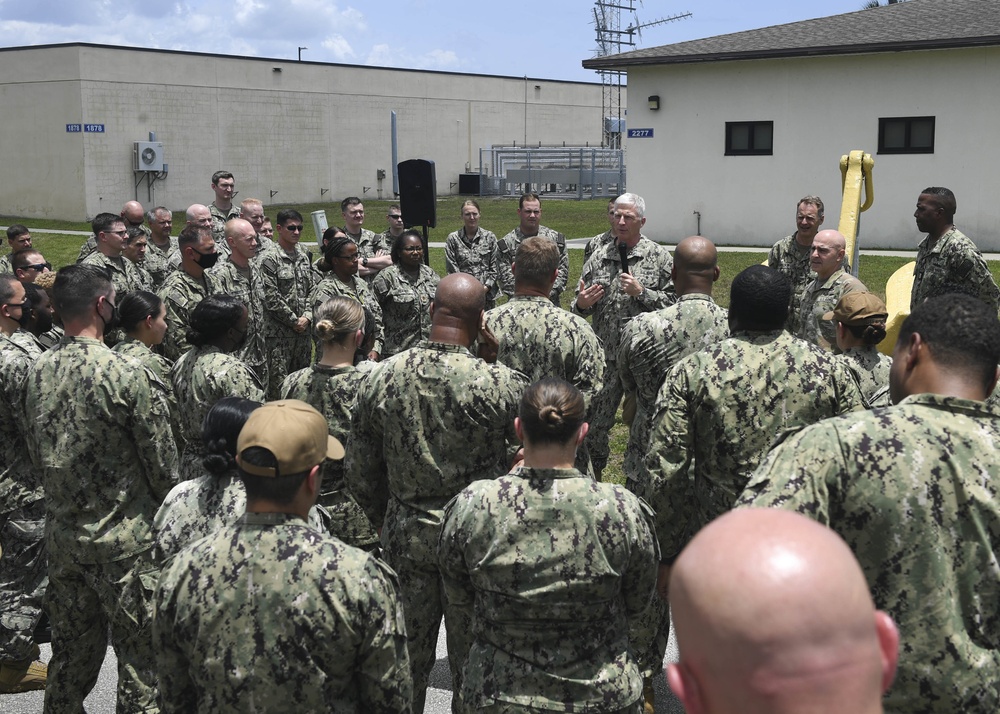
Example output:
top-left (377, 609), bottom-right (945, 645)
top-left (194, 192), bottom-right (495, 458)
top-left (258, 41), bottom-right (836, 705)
top-left (584, 0), bottom-right (1000, 250)
top-left (0, 43), bottom-right (610, 220)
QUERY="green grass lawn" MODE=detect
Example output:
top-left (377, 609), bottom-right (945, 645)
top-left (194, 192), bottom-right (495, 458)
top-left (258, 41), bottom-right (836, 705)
top-left (7, 197), bottom-right (999, 486)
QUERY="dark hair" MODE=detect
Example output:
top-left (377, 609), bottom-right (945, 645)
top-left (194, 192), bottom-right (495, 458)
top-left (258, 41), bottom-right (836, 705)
top-left (514, 236), bottom-right (559, 287)
top-left (321, 226), bottom-right (347, 250)
top-left (519, 192), bottom-right (540, 209)
top-left (212, 170), bottom-right (234, 185)
top-left (0, 274), bottom-right (20, 303)
top-left (920, 186), bottom-right (957, 218)
top-left (728, 265), bottom-right (790, 331)
top-left (22, 282), bottom-right (46, 309)
top-left (178, 224), bottom-right (211, 248)
top-left (519, 377), bottom-right (586, 446)
top-left (91, 212), bottom-right (122, 236)
top-left (6, 225), bottom-right (29, 242)
top-left (276, 209), bottom-right (303, 226)
top-left (239, 446), bottom-right (310, 503)
top-left (898, 293), bottom-right (1000, 391)
top-left (202, 397), bottom-right (261, 476)
top-left (125, 226), bottom-right (146, 244)
top-left (355, 306), bottom-right (377, 363)
top-left (340, 196), bottom-right (362, 213)
top-left (53, 264), bottom-right (112, 321)
top-left (187, 294), bottom-right (245, 346)
top-left (118, 290), bottom-right (163, 333)
top-left (797, 195), bottom-right (825, 218)
top-left (846, 322), bottom-right (887, 345)
top-left (390, 229), bottom-right (423, 264)
top-left (11, 249), bottom-right (42, 271)
top-left (322, 235), bottom-right (356, 266)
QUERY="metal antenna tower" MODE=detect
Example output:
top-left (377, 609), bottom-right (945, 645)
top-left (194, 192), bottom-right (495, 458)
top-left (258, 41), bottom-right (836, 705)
top-left (593, 2), bottom-right (691, 147)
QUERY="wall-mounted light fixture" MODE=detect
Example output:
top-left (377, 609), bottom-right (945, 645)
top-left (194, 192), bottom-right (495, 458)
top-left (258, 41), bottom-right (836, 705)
top-left (273, 67), bottom-right (282, 73)
top-left (648, 95), bottom-right (660, 111)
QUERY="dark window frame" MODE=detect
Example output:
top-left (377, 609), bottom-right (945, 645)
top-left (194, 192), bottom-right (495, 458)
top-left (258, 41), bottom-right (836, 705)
top-left (878, 116), bottom-right (935, 154)
top-left (725, 120), bottom-right (774, 156)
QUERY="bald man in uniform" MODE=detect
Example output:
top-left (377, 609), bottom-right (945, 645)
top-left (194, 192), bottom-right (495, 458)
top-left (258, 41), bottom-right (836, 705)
top-left (668, 509), bottom-right (899, 714)
top-left (793, 229), bottom-right (866, 350)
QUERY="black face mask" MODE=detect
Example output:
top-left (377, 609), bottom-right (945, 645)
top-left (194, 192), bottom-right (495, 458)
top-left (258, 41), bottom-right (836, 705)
top-left (31, 309), bottom-right (53, 335)
top-left (193, 249), bottom-right (220, 270)
top-left (15, 306), bottom-right (32, 329)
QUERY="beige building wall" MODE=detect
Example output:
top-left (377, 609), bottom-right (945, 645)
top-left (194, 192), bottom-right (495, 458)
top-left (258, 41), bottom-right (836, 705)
top-left (0, 44), bottom-right (612, 220)
top-left (624, 46), bottom-right (1000, 250)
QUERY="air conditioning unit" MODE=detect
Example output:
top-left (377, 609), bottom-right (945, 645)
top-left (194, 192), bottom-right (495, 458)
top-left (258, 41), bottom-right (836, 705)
top-left (134, 141), bottom-right (165, 172)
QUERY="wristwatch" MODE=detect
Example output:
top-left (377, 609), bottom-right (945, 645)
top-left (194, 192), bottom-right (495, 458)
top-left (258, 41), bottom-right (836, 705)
top-left (362, 257), bottom-right (369, 267)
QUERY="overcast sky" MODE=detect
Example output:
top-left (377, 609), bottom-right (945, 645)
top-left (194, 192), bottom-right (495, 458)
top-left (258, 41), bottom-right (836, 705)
top-left (2, 1), bottom-right (875, 82)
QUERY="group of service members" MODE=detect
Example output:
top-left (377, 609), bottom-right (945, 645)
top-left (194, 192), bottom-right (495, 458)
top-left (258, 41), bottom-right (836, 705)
top-left (0, 180), bottom-right (997, 713)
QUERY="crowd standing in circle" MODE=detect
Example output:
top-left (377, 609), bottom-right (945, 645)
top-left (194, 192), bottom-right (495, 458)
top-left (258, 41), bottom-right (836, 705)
top-left (0, 177), bottom-right (996, 714)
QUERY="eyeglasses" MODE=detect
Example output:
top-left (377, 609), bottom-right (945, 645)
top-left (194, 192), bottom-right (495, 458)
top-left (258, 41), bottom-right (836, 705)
top-left (401, 246), bottom-right (423, 253)
top-left (336, 254), bottom-right (360, 262)
top-left (388, 214), bottom-right (403, 220)
top-left (3, 300), bottom-right (29, 310)
top-left (105, 229), bottom-right (128, 237)
top-left (283, 225), bottom-right (304, 232)
top-left (22, 262), bottom-right (52, 271)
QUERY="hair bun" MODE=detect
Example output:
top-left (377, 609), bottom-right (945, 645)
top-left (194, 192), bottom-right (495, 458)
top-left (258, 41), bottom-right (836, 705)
top-left (539, 405), bottom-right (564, 428)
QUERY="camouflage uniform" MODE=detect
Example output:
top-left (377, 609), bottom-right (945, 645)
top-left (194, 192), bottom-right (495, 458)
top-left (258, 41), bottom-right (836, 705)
top-left (739, 394), bottom-right (1000, 714)
top-left (153, 512), bottom-right (413, 712)
top-left (157, 269), bottom-right (216, 361)
top-left (280, 364), bottom-right (380, 550)
top-left (25, 336), bottom-right (178, 712)
top-left (485, 295), bottom-right (604, 473)
top-left (36, 324), bottom-right (63, 351)
top-left (0, 254), bottom-right (11, 274)
top-left (372, 264), bottom-right (440, 357)
top-left (80, 251), bottom-right (150, 296)
top-left (113, 338), bottom-right (180, 442)
top-left (572, 236), bottom-right (675, 476)
top-left (911, 227), bottom-right (1000, 312)
top-left (795, 268), bottom-right (867, 350)
top-left (145, 237), bottom-right (177, 288)
top-left (170, 345), bottom-right (265, 482)
top-left (445, 227), bottom-right (500, 309)
top-left (838, 346), bottom-right (892, 408)
top-left (153, 474), bottom-right (327, 567)
top-left (210, 256), bottom-right (269, 386)
top-left (7, 329), bottom-right (43, 361)
top-left (75, 235), bottom-right (99, 263)
top-left (582, 228), bottom-right (614, 267)
top-left (348, 228), bottom-right (389, 282)
top-left (209, 202), bottom-right (241, 250)
top-left (309, 273), bottom-right (384, 356)
top-left (259, 244), bottom-right (317, 399)
top-left (439, 466), bottom-right (658, 712)
top-left (645, 329), bottom-right (864, 562)
top-left (767, 234), bottom-right (814, 299)
top-left (345, 342), bottom-right (525, 712)
top-left (497, 226), bottom-right (568, 302)
top-left (0, 334), bottom-right (45, 665)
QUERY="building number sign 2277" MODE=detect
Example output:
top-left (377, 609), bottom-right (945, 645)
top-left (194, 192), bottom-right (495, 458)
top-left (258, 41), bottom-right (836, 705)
top-left (628, 128), bottom-right (653, 138)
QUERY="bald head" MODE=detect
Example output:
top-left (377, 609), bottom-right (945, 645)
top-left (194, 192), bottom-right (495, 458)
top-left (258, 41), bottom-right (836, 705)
top-left (433, 273), bottom-right (485, 322)
top-left (121, 201), bottom-right (145, 226)
top-left (673, 236), bottom-right (720, 297)
top-left (186, 204), bottom-right (212, 229)
top-left (810, 229), bottom-right (847, 281)
top-left (668, 509), bottom-right (897, 714)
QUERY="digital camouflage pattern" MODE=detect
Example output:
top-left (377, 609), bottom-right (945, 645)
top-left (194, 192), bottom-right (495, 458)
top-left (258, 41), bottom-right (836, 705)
top-left (372, 264), bottom-right (440, 357)
top-left (439, 466), bottom-right (658, 712)
top-left (80, 251), bottom-right (150, 297)
top-left (154, 512), bottom-right (413, 713)
top-left (0, 254), bottom-right (11, 274)
top-left (573, 236), bottom-right (675, 474)
top-left (309, 273), bottom-right (384, 356)
top-left (739, 394), bottom-right (1000, 714)
top-left (445, 227), bottom-right (500, 309)
top-left (0, 334), bottom-right (45, 662)
top-left (152, 474), bottom-right (327, 566)
top-left (645, 329), bottom-right (864, 561)
top-left (794, 268), bottom-right (867, 351)
top-left (485, 294), bottom-right (604, 408)
top-left (157, 269), bottom-right (216, 361)
top-left (346, 341), bottom-right (524, 712)
top-left (144, 236), bottom-right (177, 288)
top-left (767, 234), bottom-right (814, 303)
top-left (911, 227), bottom-right (1000, 312)
top-left (280, 363), bottom-right (379, 550)
top-left (838, 346), bottom-right (892, 409)
top-left (582, 229), bottom-right (614, 267)
top-left (25, 336), bottom-right (177, 711)
top-left (617, 293), bottom-right (729, 486)
top-left (7, 329), bottom-right (43, 361)
top-left (169, 346), bottom-right (265, 481)
top-left (348, 227), bottom-right (387, 262)
top-left (74, 235), bottom-right (99, 263)
top-left (259, 243), bottom-right (317, 398)
top-left (113, 337), bottom-right (180, 443)
top-left (209, 203), bottom-right (241, 247)
top-left (210, 257), bottom-right (269, 385)
top-left (497, 226), bottom-right (568, 301)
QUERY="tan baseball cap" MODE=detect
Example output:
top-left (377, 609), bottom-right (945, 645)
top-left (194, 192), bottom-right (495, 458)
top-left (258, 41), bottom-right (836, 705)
top-left (822, 291), bottom-right (888, 326)
top-left (236, 399), bottom-right (344, 477)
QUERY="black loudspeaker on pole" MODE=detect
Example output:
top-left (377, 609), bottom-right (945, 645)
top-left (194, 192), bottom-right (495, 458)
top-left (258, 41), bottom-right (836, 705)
top-left (397, 159), bottom-right (437, 229)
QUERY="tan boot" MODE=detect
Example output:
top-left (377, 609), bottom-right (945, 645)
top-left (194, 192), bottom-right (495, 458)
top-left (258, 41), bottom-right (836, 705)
top-left (642, 676), bottom-right (655, 713)
top-left (0, 656), bottom-right (47, 693)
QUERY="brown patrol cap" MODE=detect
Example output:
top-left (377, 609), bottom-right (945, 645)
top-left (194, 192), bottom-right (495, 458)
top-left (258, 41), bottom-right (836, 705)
top-left (236, 399), bottom-right (344, 477)
top-left (822, 291), bottom-right (888, 326)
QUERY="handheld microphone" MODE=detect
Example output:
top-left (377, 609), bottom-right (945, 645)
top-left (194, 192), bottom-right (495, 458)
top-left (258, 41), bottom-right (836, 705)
top-left (618, 241), bottom-right (630, 275)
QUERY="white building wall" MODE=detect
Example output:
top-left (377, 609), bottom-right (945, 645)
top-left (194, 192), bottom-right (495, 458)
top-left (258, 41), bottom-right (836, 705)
top-left (625, 46), bottom-right (1000, 250)
top-left (0, 45), bottom-right (611, 220)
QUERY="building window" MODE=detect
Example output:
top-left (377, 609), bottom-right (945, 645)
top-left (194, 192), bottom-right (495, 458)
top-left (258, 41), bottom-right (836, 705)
top-left (725, 121), bottom-right (773, 156)
top-left (878, 116), bottom-right (935, 154)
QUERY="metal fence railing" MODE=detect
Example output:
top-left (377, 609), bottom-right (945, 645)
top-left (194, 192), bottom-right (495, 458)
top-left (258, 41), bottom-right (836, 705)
top-left (467, 146), bottom-right (625, 199)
